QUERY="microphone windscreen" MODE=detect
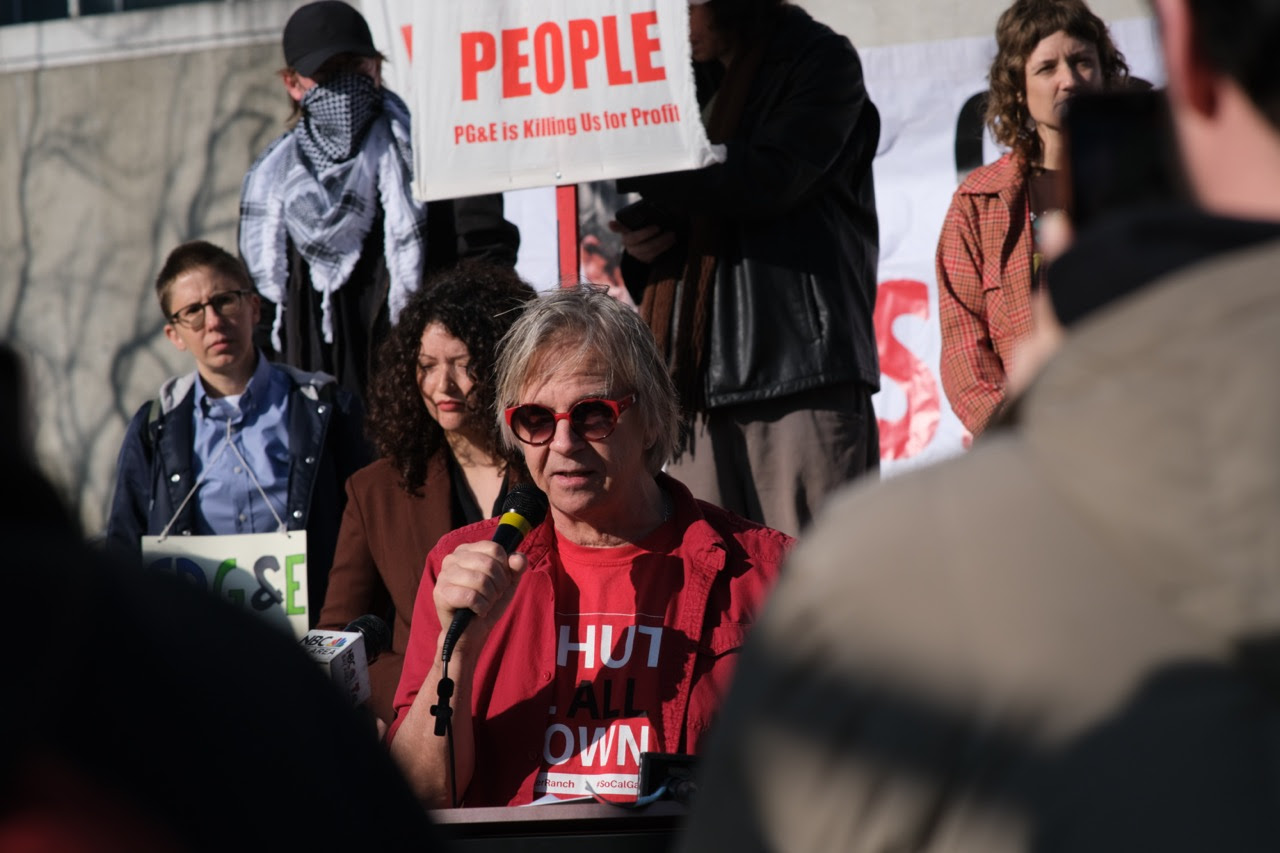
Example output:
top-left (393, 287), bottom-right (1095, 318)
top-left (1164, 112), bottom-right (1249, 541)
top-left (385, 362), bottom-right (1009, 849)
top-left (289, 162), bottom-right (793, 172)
top-left (492, 484), bottom-right (549, 554)
top-left (344, 614), bottom-right (392, 661)
top-left (502, 483), bottom-right (549, 526)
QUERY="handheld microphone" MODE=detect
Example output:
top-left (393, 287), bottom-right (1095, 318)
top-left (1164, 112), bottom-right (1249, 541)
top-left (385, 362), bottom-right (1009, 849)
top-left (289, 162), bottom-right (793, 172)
top-left (440, 484), bottom-right (548, 662)
top-left (299, 615), bottom-right (391, 706)
top-left (299, 628), bottom-right (372, 705)
top-left (343, 614), bottom-right (391, 663)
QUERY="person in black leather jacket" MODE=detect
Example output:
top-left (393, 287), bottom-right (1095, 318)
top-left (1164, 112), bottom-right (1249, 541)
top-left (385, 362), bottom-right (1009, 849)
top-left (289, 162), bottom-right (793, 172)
top-left (616, 0), bottom-right (881, 537)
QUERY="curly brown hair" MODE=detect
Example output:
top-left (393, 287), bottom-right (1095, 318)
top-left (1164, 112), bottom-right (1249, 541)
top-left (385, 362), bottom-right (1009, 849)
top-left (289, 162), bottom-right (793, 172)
top-left (367, 261), bottom-right (538, 494)
top-left (986, 0), bottom-right (1129, 168)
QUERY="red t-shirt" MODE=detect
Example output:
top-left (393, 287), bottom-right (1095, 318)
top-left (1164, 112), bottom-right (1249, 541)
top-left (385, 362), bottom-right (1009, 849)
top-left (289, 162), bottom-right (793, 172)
top-left (535, 521), bottom-right (685, 801)
top-left (389, 474), bottom-right (792, 807)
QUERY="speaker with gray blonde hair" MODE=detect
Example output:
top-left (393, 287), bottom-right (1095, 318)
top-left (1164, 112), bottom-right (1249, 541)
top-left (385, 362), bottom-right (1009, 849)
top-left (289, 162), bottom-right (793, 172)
top-left (495, 285), bottom-right (680, 475)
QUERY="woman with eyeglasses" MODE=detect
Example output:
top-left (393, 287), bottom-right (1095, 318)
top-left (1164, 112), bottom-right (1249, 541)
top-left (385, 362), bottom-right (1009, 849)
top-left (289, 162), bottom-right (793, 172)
top-left (387, 285), bottom-right (792, 808)
top-left (315, 261), bottom-right (537, 727)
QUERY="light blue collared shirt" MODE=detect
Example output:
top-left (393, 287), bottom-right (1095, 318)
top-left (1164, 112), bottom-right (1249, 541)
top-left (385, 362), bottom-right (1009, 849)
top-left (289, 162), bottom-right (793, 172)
top-left (190, 352), bottom-right (292, 535)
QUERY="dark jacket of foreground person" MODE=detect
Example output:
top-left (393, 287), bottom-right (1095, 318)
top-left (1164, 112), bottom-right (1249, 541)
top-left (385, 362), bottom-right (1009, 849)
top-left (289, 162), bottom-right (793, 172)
top-left (678, 218), bottom-right (1280, 851)
top-left (3, 458), bottom-right (438, 851)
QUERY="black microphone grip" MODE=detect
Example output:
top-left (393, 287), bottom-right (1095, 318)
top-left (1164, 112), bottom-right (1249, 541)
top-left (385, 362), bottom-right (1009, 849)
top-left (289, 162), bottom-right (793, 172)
top-left (442, 608), bottom-right (475, 658)
top-left (441, 519), bottom-right (523, 641)
top-left (491, 520), bottom-right (526, 555)
top-left (440, 485), bottom-right (548, 664)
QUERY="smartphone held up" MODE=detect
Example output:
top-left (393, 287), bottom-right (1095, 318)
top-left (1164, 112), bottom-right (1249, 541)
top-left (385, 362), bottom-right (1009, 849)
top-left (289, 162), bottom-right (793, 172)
top-left (1064, 88), bottom-right (1188, 231)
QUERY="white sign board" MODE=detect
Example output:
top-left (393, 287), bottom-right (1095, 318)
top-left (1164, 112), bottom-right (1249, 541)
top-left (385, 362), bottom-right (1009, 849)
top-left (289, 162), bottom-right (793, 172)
top-left (142, 531), bottom-right (310, 640)
top-left (408, 0), bottom-right (720, 200)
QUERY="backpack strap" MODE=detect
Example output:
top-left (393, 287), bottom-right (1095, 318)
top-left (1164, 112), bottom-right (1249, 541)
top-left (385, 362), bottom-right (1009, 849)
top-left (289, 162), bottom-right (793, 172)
top-left (137, 397), bottom-right (162, 456)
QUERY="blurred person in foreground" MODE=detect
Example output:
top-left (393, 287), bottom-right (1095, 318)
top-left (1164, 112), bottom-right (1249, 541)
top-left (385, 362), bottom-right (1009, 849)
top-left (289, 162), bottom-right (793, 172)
top-left (388, 286), bottom-right (791, 807)
top-left (0, 343), bottom-right (73, 533)
top-left (938, 0), bottom-right (1129, 438)
top-left (316, 262), bottom-right (538, 727)
top-left (679, 0), bottom-right (1280, 849)
top-left (614, 0), bottom-right (881, 538)
top-left (0, 345), bottom-right (439, 852)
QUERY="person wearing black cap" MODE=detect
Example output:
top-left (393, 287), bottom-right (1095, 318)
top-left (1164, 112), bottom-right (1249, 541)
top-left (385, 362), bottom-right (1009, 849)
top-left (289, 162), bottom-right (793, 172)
top-left (240, 0), bottom-right (519, 406)
top-left (281, 0), bottom-right (381, 80)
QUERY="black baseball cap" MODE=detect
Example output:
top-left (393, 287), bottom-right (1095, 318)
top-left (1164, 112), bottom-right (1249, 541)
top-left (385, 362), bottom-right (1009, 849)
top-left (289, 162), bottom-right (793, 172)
top-left (283, 1), bottom-right (379, 78)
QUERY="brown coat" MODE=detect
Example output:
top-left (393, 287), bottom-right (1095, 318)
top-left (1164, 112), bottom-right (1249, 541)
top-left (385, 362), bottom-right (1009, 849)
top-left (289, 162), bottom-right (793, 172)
top-left (936, 153), bottom-right (1036, 436)
top-left (681, 236), bottom-right (1280, 850)
top-left (318, 455), bottom-right (452, 725)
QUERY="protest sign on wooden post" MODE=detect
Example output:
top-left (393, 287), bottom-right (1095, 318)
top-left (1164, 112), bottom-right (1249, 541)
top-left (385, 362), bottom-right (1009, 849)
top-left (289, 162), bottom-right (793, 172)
top-left (408, 0), bottom-right (719, 201)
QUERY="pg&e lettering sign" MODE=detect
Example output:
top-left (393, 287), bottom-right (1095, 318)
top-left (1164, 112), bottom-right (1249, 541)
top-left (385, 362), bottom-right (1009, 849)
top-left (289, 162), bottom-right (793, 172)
top-left (460, 12), bottom-right (666, 101)
top-left (141, 531), bottom-right (309, 640)
top-left (411, 0), bottom-right (719, 201)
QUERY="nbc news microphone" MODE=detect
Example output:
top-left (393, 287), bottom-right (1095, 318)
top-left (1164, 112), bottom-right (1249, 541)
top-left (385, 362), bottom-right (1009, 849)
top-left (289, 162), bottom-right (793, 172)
top-left (298, 613), bottom-right (390, 706)
top-left (344, 613), bottom-right (392, 662)
top-left (441, 484), bottom-right (549, 662)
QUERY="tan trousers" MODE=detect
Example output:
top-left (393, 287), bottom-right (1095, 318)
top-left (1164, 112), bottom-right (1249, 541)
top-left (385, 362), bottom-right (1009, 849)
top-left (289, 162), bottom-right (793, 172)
top-left (666, 382), bottom-right (879, 538)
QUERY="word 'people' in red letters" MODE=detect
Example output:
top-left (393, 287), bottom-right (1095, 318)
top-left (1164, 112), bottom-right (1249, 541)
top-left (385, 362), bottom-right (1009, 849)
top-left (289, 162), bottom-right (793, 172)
top-left (461, 12), bottom-right (665, 101)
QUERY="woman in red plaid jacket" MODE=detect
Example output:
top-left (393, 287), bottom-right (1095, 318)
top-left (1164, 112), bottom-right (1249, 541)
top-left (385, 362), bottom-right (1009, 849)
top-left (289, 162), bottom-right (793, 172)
top-left (936, 0), bottom-right (1128, 436)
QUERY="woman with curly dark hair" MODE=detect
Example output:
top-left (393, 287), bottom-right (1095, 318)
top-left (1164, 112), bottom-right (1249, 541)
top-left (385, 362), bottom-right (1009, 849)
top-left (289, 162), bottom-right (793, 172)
top-left (937, 0), bottom-right (1128, 437)
top-left (317, 261), bottom-right (537, 726)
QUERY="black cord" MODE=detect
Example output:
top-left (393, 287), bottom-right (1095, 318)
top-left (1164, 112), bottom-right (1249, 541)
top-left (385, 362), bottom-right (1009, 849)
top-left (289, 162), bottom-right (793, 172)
top-left (429, 659), bottom-right (460, 808)
top-left (440, 609), bottom-right (471, 664)
top-left (585, 781), bottom-right (669, 809)
top-left (446, 708), bottom-right (458, 808)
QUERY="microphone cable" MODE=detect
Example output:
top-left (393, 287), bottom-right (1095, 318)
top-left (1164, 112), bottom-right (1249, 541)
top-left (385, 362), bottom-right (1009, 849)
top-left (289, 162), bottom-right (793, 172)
top-left (429, 484), bottom-right (548, 808)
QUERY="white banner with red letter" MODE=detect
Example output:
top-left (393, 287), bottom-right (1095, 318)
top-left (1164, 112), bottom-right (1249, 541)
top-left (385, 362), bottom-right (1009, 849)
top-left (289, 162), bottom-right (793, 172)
top-left (863, 17), bottom-right (1162, 473)
top-left (406, 0), bottom-right (719, 201)
top-left (359, 1), bottom-right (1161, 471)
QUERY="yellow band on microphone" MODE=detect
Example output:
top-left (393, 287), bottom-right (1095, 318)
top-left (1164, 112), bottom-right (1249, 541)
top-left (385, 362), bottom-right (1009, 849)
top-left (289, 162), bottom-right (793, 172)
top-left (499, 511), bottom-right (533, 536)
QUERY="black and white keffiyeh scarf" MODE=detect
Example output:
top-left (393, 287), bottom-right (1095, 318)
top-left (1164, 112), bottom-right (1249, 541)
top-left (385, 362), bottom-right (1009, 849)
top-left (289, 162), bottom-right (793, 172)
top-left (240, 74), bottom-right (427, 348)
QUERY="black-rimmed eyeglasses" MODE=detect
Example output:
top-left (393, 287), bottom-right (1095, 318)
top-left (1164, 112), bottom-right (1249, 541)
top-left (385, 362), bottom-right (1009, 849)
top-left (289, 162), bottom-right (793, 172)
top-left (168, 290), bottom-right (252, 330)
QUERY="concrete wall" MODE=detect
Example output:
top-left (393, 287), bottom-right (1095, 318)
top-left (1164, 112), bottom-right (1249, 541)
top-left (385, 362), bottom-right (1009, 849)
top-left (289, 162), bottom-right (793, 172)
top-left (1, 0), bottom-right (294, 533)
top-left (0, 0), bottom-right (1153, 535)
